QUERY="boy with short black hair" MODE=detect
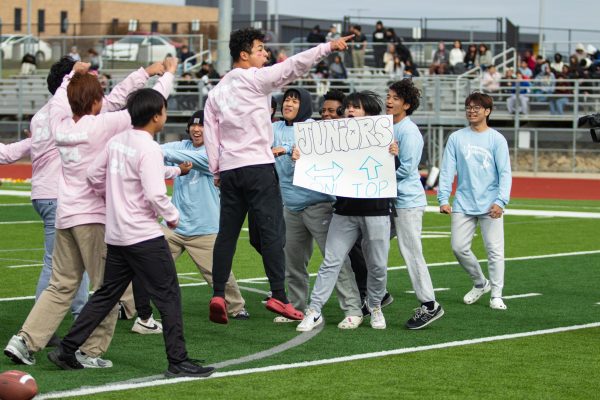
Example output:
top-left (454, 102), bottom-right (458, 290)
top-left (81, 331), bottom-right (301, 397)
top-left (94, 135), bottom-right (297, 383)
top-left (47, 88), bottom-right (214, 378)
top-left (438, 92), bottom-right (512, 311)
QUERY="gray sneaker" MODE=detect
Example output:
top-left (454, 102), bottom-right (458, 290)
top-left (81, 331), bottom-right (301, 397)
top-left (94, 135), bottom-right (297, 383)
top-left (4, 335), bottom-right (35, 365)
top-left (75, 350), bottom-right (113, 368)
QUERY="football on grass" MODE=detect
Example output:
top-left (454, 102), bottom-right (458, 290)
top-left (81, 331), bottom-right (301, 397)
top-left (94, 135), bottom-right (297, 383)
top-left (0, 370), bottom-right (38, 400)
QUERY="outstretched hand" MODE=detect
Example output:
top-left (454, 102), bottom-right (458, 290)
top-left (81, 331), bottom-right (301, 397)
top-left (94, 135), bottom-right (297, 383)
top-left (329, 34), bottom-right (355, 52)
top-left (145, 62), bottom-right (166, 77)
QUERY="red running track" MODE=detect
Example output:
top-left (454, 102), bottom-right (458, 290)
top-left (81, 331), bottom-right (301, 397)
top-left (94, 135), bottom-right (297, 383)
top-left (1, 164), bottom-right (599, 201)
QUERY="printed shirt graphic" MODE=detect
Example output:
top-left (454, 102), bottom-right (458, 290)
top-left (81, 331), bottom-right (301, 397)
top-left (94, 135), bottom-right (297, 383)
top-left (438, 127), bottom-right (512, 215)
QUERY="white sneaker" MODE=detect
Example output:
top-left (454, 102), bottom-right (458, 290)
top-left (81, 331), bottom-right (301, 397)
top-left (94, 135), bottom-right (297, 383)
top-left (370, 307), bottom-right (386, 329)
top-left (296, 308), bottom-right (323, 332)
top-left (337, 315), bottom-right (363, 330)
top-left (463, 280), bottom-right (491, 304)
top-left (490, 297), bottom-right (507, 310)
top-left (131, 315), bottom-right (163, 335)
top-left (75, 350), bottom-right (113, 368)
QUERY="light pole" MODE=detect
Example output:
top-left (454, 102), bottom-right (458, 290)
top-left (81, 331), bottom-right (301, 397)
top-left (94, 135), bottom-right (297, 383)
top-left (216, 0), bottom-right (232, 76)
top-left (538, 0), bottom-right (545, 57)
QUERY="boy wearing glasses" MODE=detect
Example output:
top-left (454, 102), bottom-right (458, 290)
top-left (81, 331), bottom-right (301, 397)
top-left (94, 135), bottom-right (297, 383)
top-left (438, 92), bottom-right (512, 310)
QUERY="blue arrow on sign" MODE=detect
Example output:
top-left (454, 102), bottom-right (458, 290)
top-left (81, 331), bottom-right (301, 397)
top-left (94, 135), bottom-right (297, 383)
top-left (306, 161), bottom-right (343, 183)
top-left (359, 156), bottom-right (382, 180)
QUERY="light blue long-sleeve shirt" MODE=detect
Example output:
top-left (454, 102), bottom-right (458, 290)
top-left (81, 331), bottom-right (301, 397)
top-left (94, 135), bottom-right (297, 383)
top-left (272, 121), bottom-right (335, 211)
top-left (161, 140), bottom-right (220, 236)
top-left (393, 117), bottom-right (427, 209)
top-left (437, 127), bottom-right (512, 215)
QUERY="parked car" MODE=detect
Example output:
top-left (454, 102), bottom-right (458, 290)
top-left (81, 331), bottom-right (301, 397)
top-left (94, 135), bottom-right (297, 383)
top-left (0, 35), bottom-right (52, 63)
top-left (102, 35), bottom-right (177, 62)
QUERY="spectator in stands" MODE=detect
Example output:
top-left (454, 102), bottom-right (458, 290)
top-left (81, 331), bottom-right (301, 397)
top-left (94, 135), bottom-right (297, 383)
top-left (404, 58), bottom-right (420, 77)
top-left (449, 40), bottom-right (466, 74)
top-left (276, 48), bottom-right (288, 63)
top-left (20, 54), bottom-right (37, 75)
top-left (68, 46), bottom-right (81, 61)
top-left (476, 44), bottom-right (493, 70)
top-left (518, 60), bottom-right (533, 78)
top-left (481, 64), bottom-right (502, 93)
top-left (386, 29), bottom-right (411, 63)
top-left (178, 45), bottom-right (196, 67)
top-left (550, 53), bottom-right (565, 75)
top-left (507, 71), bottom-right (530, 114)
top-left (533, 63), bottom-right (556, 102)
top-left (320, 89), bottom-right (345, 120)
top-left (307, 25), bottom-right (326, 44)
top-left (383, 43), bottom-right (397, 75)
top-left (87, 49), bottom-right (102, 72)
top-left (500, 67), bottom-right (515, 94)
top-left (429, 41), bottom-right (448, 75)
top-left (326, 25), bottom-right (340, 42)
top-left (315, 60), bottom-right (330, 79)
top-left (372, 20), bottom-right (387, 69)
top-left (329, 54), bottom-right (348, 80)
top-left (532, 55), bottom-right (546, 78)
top-left (265, 48), bottom-right (276, 66)
top-left (98, 73), bottom-right (112, 94)
top-left (350, 25), bottom-right (367, 70)
top-left (522, 50), bottom-right (536, 70)
top-left (549, 66), bottom-right (572, 115)
top-left (389, 55), bottom-right (405, 80)
top-left (464, 44), bottom-right (478, 70)
top-left (573, 43), bottom-right (587, 62)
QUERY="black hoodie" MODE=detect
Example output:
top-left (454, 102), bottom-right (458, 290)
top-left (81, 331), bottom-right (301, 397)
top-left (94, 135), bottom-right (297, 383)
top-left (282, 88), bottom-right (313, 125)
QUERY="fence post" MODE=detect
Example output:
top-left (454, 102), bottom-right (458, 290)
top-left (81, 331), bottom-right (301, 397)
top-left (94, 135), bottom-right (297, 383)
top-left (534, 129), bottom-right (538, 174)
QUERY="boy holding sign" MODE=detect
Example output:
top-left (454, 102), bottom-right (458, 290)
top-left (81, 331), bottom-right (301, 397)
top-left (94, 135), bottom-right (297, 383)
top-left (272, 88), bottom-right (363, 328)
top-left (386, 79), bottom-right (444, 329)
top-left (295, 91), bottom-right (398, 331)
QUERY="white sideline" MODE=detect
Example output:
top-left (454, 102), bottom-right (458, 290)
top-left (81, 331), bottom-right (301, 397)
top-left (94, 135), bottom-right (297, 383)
top-left (503, 293), bottom-right (542, 299)
top-left (36, 321), bottom-right (600, 399)
top-left (2, 249), bottom-right (600, 302)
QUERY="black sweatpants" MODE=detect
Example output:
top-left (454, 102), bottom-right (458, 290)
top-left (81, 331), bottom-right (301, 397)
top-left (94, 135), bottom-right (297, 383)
top-left (212, 164), bottom-right (286, 296)
top-left (61, 236), bottom-right (188, 364)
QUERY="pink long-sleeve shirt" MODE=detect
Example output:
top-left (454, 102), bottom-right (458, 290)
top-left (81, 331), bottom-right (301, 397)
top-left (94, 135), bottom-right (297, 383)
top-left (29, 67), bottom-right (151, 200)
top-left (0, 138), bottom-right (31, 164)
top-left (87, 129), bottom-right (179, 246)
top-left (49, 71), bottom-right (174, 229)
top-left (203, 42), bottom-right (331, 177)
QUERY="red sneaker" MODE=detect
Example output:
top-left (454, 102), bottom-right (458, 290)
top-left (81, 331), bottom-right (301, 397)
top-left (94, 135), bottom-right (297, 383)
top-left (209, 296), bottom-right (228, 324)
top-left (265, 298), bottom-right (304, 320)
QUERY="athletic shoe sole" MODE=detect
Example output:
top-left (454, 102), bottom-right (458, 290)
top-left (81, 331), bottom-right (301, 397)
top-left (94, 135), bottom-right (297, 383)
top-left (406, 307), bottom-right (445, 330)
top-left (164, 367), bottom-right (216, 378)
top-left (4, 347), bottom-right (34, 365)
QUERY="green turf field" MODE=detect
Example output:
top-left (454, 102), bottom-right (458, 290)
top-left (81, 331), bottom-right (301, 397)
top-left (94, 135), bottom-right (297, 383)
top-left (0, 185), bottom-right (599, 399)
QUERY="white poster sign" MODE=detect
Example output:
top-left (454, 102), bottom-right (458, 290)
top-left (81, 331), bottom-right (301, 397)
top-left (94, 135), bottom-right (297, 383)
top-left (293, 115), bottom-right (397, 198)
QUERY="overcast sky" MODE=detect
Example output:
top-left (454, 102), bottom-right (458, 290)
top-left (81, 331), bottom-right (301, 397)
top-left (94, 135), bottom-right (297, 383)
top-left (125, 0), bottom-right (600, 43)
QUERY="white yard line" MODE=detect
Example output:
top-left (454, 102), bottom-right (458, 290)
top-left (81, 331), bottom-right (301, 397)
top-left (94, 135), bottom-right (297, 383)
top-left (0, 248), bottom-right (43, 253)
top-left (0, 190), bottom-right (31, 197)
top-left (423, 205), bottom-right (600, 219)
top-left (36, 321), bottom-right (600, 399)
top-left (0, 203), bottom-right (31, 206)
top-left (503, 293), bottom-right (542, 299)
top-left (405, 288), bottom-right (450, 294)
top-left (7, 263), bottom-right (43, 269)
top-left (2, 249), bottom-right (600, 302)
top-left (0, 220), bottom-right (41, 225)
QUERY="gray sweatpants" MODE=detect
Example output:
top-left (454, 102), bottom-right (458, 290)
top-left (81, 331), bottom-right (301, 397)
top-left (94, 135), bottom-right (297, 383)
top-left (310, 214), bottom-right (390, 313)
top-left (451, 212), bottom-right (505, 298)
top-left (393, 207), bottom-right (436, 304)
top-left (284, 203), bottom-right (362, 317)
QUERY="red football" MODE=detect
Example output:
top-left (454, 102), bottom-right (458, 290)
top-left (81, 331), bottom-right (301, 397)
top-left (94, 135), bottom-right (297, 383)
top-left (0, 370), bottom-right (38, 400)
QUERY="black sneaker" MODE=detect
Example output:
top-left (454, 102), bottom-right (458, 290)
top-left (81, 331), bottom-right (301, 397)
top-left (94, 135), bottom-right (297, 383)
top-left (362, 292), bottom-right (394, 316)
top-left (165, 359), bottom-right (215, 378)
top-left (405, 303), bottom-right (445, 330)
top-left (47, 348), bottom-right (84, 370)
top-left (231, 308), bottom-right (250, 320)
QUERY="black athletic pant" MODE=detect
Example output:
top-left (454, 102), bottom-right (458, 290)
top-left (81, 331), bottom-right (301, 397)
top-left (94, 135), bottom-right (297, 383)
top-left (132, 275), bottom-right (153, 320)
top-left (213, 164), bottom-right (286, 296)
top-left (61, 236), bottom-right (188, 364)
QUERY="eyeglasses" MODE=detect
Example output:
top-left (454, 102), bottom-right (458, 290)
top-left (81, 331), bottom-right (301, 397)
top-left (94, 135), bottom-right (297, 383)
top-left (465, 106), bottom-right (483, 112)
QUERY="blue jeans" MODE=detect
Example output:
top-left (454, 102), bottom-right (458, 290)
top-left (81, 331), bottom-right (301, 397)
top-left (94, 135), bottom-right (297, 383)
top-left (32, 199), bottom-right (90, 317)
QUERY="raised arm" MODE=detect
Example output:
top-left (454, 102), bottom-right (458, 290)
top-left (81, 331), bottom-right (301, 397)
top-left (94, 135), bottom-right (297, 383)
top-left (151, 57), bottom-right (178, 100)
top-left (0, 138), bottom-right (31, 164)
top-left (254, 36), bottom-right (352, 94)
